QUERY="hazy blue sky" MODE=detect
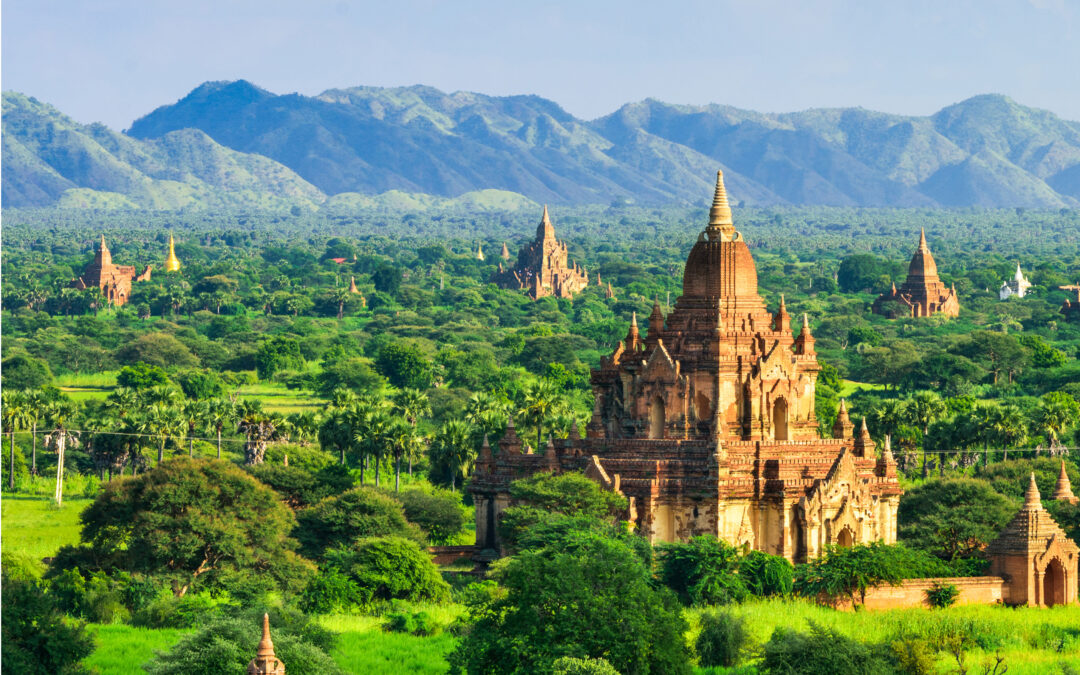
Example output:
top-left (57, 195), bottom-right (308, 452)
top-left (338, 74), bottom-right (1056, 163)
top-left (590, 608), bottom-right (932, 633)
top-left (4, 0), bottom-right (1078, 130)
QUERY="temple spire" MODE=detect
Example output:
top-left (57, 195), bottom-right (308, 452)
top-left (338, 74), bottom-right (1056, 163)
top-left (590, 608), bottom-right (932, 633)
top-left (1053, 460), bottom-right (1077, 504)
top-left (165, 233), bottom-right (181, 273)
top-left (1023, 472), bottom-right (1042, 509)
top-left (626, 311), bottom-right (641, 350)
top-left (537, 205), bottom-right (555, 240)
top-left (918, 228), bottom-right (928, 250)
top-left (707, 170), bottom-right (734, 236)
top-left (247, 613), bottom-right (285, 674)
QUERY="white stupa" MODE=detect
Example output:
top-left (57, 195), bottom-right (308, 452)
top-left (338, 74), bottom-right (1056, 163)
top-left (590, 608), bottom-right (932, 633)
top-left (999, 263), bottom-right (1032, 300)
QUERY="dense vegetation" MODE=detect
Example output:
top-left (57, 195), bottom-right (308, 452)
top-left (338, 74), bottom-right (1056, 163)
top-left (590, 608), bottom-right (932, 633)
top-left (2, 203), bottom-right (1079, 673)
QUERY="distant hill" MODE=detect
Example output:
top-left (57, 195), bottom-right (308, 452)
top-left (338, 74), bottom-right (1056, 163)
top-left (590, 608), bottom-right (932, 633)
top-left (6, 83), bottom-right (1080, 209)
top-left (2, 91), bottom-right (325, 210)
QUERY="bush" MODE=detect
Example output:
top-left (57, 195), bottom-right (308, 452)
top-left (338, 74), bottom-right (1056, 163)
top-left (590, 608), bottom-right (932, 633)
top-left (696, 610), bottom-right (749, 668)
top-left (794, 543), bottom-right (950, 607)
top-left (384, 609), bottom-right (441, 636)
top-left (144, 611), bottom-right (342, 675)
top-left (248, 463), bottom-right (355, 509)
top-left (1, 572), bottom-right (94, 675)
top-left (132, 592), bottom-right (227, 629)
top-left (762, 622), bottom-right (899, 675)
top-left (551, 656), bottom-right (621, 675)
top-left (299, 568), bottom-right (364, 614)
top-left (295, 487), bottom-right (421, 558)
top-left (739, 550), bottom-right (794, 598)
top-left (393, 488), bottom-right (467, 544)
top-left (656, 536), bottom-right (747, 606)
top-left (925, 582), bottom-right (960, 609)
top-left (325, 536), bottom-right (451, 607)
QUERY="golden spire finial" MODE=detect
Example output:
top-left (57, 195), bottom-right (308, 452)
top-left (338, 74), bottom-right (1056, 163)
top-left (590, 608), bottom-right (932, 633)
top-left (918, 228), bottom-right (928, 250)
top-left (165, 233), bottom-right (181, 273)
top-left (100, 234), bottom-right (108, 251)
top-left (707, 170), bottom-right (734, 234)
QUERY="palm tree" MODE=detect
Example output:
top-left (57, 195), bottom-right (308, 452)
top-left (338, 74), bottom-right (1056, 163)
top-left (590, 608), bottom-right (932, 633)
top-left (994, 401), bottom-right (1029, 462)
top-left (430, 418), bottom-right (477, 492)
top-left (142, 403), bottom-right (184, 465)
top-left (1034, 392), bottom-right (1080, 446)
top-left (204, 398), bottom-right (237, 459)
top-left (43, 399), bottom-right (79, 505)
top-left (355, 406), bottom-right (393, 487)
top-left (332, 286), bottom-right (353, 320)
top-left (904, 391), bottom-right (947, 478)
top-left (388, 421), bottom-right (424, 493)
top-left (23, 389), bottom-right (47, 475)
top-left (393, 388), bottom-right (431, 475)
top-left (180, 400), bottom-right (208, 458)
top-left (2, 390), bottom-right (29, 490)
top-left (236, 401), bottom-right (279, 465)
top-left (319, 408), bottom-right (354, 466)
top-left (966, 403), bottom-right (1003, 468)
top-left (286, 411), bottom-right (320, 446)
top-left (519, 379), bottom-right (560, 452)
top-left (465, 391), bottom-right (510, 440)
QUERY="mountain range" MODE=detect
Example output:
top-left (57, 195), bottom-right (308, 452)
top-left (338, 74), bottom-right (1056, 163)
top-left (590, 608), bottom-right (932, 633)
top-left (4, 81), bottom-right (1080, 210)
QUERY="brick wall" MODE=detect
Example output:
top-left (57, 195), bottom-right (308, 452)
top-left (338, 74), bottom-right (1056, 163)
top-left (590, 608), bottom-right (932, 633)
top-left (835, 576), bottom-right (1006, 610)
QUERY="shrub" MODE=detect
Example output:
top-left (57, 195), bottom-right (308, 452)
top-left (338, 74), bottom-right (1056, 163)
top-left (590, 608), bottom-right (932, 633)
top-left (132, 592), bottom-right (227, 629)
top-left (925, 582), bottom-right (960, 609)
top-left (1, 571), bottom-right (94, 675)
top-left (144, 611), bottom-right (341, 675)
top-left (696, 610), bottom-right (749, 668)
top-left (449, 533), bottom-right (692, 675)
top-left (393, 488), bottom-right (467, 544)
top-left (762, 622), bottom-right (899, 675)
top-left (326, 536), bottom-right (451, 607)
top-left (656, 536), bottom-right (747, 606)
top-left (739, 550), bottom-right (794, 597)
top-left (551, 656), bottom-right (621, 675)
top-left (384, 610), bottom-right (441, 636)
top-left (794, 543), bottom-right (942, 607)
top-left (299, 568), bottom-right (364, 614)
top-left (295, 487), bottom-right (421, 558)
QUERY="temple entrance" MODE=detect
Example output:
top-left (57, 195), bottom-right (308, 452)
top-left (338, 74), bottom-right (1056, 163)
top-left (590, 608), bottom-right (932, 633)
top-left (695, 392), bottom-right (711, 421)
top-left (1043, 558), bottom-right (1066, 606)
top-left (773, 398), bottom-right (789, 441)
top-left (649, 397), bottom-right (665, 439)
top-left (836, 527), bottom-right (854, 547)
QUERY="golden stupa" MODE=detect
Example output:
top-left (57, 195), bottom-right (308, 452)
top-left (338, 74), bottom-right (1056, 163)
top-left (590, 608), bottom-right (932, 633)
top-left (164, 233), bottom-right (181, 273)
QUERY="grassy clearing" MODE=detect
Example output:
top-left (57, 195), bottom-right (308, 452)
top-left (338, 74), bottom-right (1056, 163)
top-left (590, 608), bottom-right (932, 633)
top-left (235, 381), bottom-right (326, 414)
top-left (1, 496), bottom-right (92, 559)
top-left (689, 598), bottom-right (1080, 675)
top-left (84, 625), bottom-right (187, 675)
top-left (838, 379), bottom-right (887, 398)
top-left (319, 606), bottom-right (463, 674)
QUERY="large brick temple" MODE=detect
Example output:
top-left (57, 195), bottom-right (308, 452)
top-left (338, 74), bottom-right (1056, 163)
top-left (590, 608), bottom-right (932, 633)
top-left (490, 206), bottom-right (589, 299)
top-left (71, 235), bottom-right (151, 307)
top-left (872, 229), bottom-right (960, 319)
top-left (471, 171), bottom-right (902, 563)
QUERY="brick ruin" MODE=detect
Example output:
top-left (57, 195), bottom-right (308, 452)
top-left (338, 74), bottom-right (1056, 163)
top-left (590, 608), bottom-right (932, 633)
top-left (872, 229), bottom-right (960, 319)
top-left (70, 235), bottom-right (151, 307)
top-left (490, 206), bottom-right (589, 299)
top-left (471, 171), bottom-right (903, 563)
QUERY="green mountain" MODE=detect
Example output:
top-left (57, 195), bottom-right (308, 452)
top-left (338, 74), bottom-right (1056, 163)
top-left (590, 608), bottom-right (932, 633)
top-left (2, 91), bottom-right (325, 210)
top-left (6, 84), bottom-right (1080, 209)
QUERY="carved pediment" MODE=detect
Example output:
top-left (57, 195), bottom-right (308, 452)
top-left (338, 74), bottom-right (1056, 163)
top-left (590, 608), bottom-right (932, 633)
top-left (642, 340), bottom-right (680, 382)
top-left (759, 340), bottom-right (795, 381)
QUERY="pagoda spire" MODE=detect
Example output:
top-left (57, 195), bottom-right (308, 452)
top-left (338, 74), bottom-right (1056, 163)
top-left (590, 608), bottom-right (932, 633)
top-left (165, 233), bottom-right (181, 273)
top-left (707, 170), bottom-right (735, 237)
top-left (247, 613), bottom-right (285, 674)
top-left (773, 294), bottom-right (791, 332)
top-left (832, 399), bottom-right (854, 439)
top-left (794, 313), bottom-right (815, 355)
top-left (626, 311), bottom-right (641, 350)
top-left (1053, 460), bottom-right (1077, 504)
top-left (96, 234), bottom-right (112, 266)
top-left (537, 205), bottom-right (556, 240)
top-left (1023, 472), bottom-right (1042, 509)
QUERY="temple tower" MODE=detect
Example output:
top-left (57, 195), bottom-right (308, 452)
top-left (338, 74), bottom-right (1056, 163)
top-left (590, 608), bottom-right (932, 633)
top-left (247, 614), bottom-right (286, 674)
top-left (872, 229), bottom-right (959, 318)
top-left (165, 233), bottom-right (182, 273)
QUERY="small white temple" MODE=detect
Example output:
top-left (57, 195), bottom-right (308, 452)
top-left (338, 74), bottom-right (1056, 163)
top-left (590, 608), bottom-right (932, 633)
top-left (1000, 263), bottom-right (1032, 300)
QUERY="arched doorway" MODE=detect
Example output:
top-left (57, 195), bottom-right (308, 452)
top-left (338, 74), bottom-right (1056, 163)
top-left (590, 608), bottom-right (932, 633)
top-left (773, 398), bottom-right (789, 441)
top-left (695, 392), bottom-right (711, 421)
top-left (649, 397), bottom-right (665, 440)
top-left (1043, 558), bottom-right (1066, 606)
top-left (836, 527), bottom-right (854, 547)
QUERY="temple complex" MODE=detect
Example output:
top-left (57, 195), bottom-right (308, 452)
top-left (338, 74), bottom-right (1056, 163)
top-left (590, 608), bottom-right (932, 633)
top-left (471, 171), bottom-right (902, 563)
top-left (490, 206), bottom-right (589, 299)
top-left (71, 235), bottom-right (151, 307)
top-left (999, 263), bottom-right (1031, 300)
top-left (872, 230), bottom-right (960, 319)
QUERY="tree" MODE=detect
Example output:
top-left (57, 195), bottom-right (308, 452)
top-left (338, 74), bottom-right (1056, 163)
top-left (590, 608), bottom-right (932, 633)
top-left (64, 458), bottom-right (312, 597)
top-left (43, 399), bottom-right (79, 505)
top-left (323, 536), bottom-right (451, 606)
top-left (116, 362), bottom-right (170, 390)
top-left (1, 571), bottom-right (95, 675)
top-left (2, 390), bottom-right (30, 490)
top-left (904, 391), bottom-right (947, 478)
top-left (204, 398), bottom-right (237, 459)
top-left (141, 402), bottom-right (184, 465)
top-left (115, 332), bottom-right (199, 368)
top-left (295, 487), bottom-right (419, 558)
top-left (392, 489), bottom-right (466, 544)
top-left (255, 336), bottom-right (304, 380)
top-left (1033, 392), bottom-right (1080, 445)
top-left (237, 401), bottom-right (280, 465)
top-left (376, 342), bottom-right (434, 390)
top-left (960, 331), bottom-right (1029, 385)
top-left (393, 388), bottom-right (430, 476)
top-left (656, 536), bottom-right (747, 606)
top-left (519, 378), bottom-right (561, 450)
top-left (180, 399), bottom-right (207, 458)
top-left (897, 478), bottom-right (1016, 561)
top-left (372, 264), bottom-right (402, 295)
top-left (837, 254), bottom-right (892, 293)
top-left (429, 419), bottom-right (476, 491)
top-left (449, 534), bottom-right (692, 675)
top-left (0, 352), bottom-right (53, 390)
top-left (794, 543), bottom-right (907, 607)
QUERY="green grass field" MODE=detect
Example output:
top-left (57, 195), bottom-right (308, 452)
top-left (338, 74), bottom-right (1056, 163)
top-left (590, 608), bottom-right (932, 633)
top-left (1, 496), bottom-right (91, 560)
top-left (83, 625), bottom-right (188, 675)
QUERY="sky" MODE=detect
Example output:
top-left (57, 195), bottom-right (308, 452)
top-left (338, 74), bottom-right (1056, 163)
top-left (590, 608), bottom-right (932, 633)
top-left (3, 0), bottom-right (1078, 130)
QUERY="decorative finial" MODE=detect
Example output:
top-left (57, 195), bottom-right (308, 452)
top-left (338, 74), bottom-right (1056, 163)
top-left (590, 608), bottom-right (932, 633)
top-left (707, 170), bottom-right (734, 234)
top-left (258, 613), bottom-right (275, 658)
top-left (631, 311), bottom-right (638, 328)
top-left (779, 294), bottom-right (787, 312)
top-left (1024, 472), bottom-right (1042, 509)
top-left (919, 228), bottom-right (928, 249)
